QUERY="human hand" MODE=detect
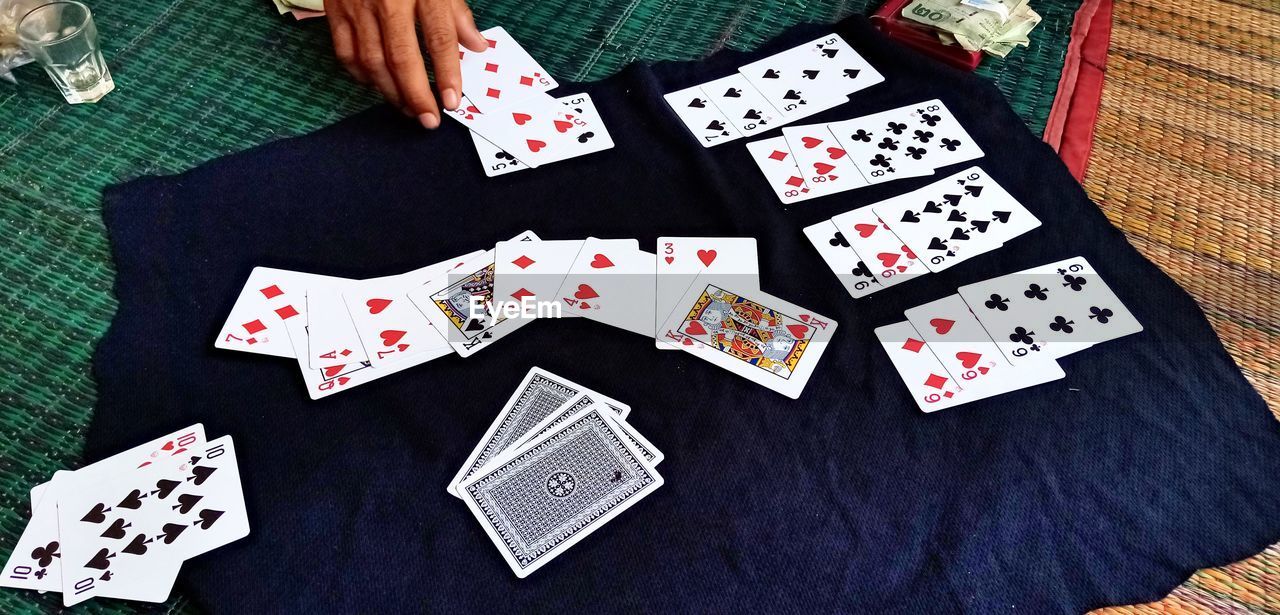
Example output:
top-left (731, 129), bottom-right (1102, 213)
top-left (325, 0), bottom-right (488, 128)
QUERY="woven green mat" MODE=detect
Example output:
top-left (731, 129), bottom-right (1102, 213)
top-left (0, 0), bottom-right (1081, 611)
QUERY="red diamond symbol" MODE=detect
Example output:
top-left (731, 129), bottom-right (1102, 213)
top-left (519, 75), bottom-right (533, 87)
top-left (512, 255), bottom-right (535, 269)
top-left (340, 349), bottom-right (352, 357)
top-left (275, 305), bottom-right (299, 320)
top-left (511, 288), bottom-right (534, 301)
top-left (924, 373), bottom-right (949, 390)
top-left (246, 338), bottom-right (258, 345)
top-left (769, 150), bottom-right (787, 161)
top-left (901, 337), bottom-right (925, 353)
top-left (486, 38), bottom-right (497, 49)
top-left (243, 319), bottom-right (267, 334)
top-left (943, 391), bottom-right (955, 398)
top-left (259, 285), bottom-right (284, 299)
top-left (486, 87), bottom-right (501, 99)
top-left (485, 62), bottom-right (499, 73)
top-left (785, 176), bottom-right (804, 187)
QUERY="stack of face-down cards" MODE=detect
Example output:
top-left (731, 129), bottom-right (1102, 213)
top-left (215, 234), bottom-right (838, 400)
top-left (664, 34), bottom-right (884, 148)
top-left (450, 368), bottom-right (663, 577)
top-left (1, 425), bottom-right (249, 606)
top-left (804, 166), bottom-right (1041, 299)
top-left (443, 26), bottom-right (614, 176)
top-left (746, 99), bottom-right (984, 203)
top-left (876, 256), bottom-right (1144, 412)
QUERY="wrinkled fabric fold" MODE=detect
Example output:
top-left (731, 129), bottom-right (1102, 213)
top-left (90, 16), bottom-right (1280, 614)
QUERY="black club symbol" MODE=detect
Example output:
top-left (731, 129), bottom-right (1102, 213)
top-left (31, 541), bottom-right (59, 567)
top-left (984, 294), bottom-right (1009, 311)
top-left (869, 154), bottom-right (892, 168)
top-left (851, 261), bottom-right (872, 278)
top-left (886, 121), bottom-right (907, 134)
top-left (1089, 306), bottom-right (1114, 323)
top-left (913, 129), bottom-right (934, 143)
top-left (940, 138), bottom-right (961, 151)
top-left (905, 146), bottom-right (926, 160)
top-left (1063, 274), bottom-right (1088, 291)
top-left (919, 112), bottom-right (941, 126)
top-left (1049, 316), bottom-right (1075, 334)
top-left (849, 129), bottom-right (872, 142)
top-left (1009, 327), bottom-right (1036, 345)
top-left (1023, 284), bottom-right (1049, 300)
top-left (546, 471), bottom-right (576, 497)
top-left (877, 137), bottom-right (899, 151)
top-left (829, 232), bottom-right (849, 248)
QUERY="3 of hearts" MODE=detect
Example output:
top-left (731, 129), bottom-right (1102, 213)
top-left (0, 425), bottom-right (250, 607)
top-left (215, 234), bottom-right (837, 401)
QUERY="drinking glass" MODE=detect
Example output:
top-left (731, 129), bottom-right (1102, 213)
top-left (17, 1), bottom-right (113, 103)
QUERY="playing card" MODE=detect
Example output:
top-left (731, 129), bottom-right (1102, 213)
top-left (58, 436), bottom-right (248, 606)
top-left (458, 26), bottom-right (558, 112)
top-left (493, 239), bottom-right (585, 310)
top-left (801, 219), bottom-right (882, 299)
top-left (957, 256), bottom-right (1144, 364)
top-left (829, 206), bottom-right (928, 288)
top-left (214, 268), bottom-right (313, 358)
top-left (736, 36), bottom-right (851, 122)
top-left (447, 93), bottom-right (595, 168)
top-left (698, 74), bottom-right (782, 137)
top-left (655, 237), bottom-right (759, 349)
top-left (830, 99), bottom-right (983, 184)
top-left (511, 399), bottom-right (663, 467)
top-left (745, 136), bottom-right (817, 205)
top-left (306, 285), bottom-right (370, 369)
top-left (449, 367), bottom-right (629, 497)
top-left (407, 230), bottom-right (539, 357)
top-left (876, 321), bottom-right (1066, 412)
top-left (805, 34), bottom-right (886, 96)
top-left (1, 425), bottom-right (205, 594)
top-left (342, 252), bottom-right (481, 367)
top-left (469, 93), bottom-right (614, 176)
top-left (553, 238), bottom-right (655, 336)
top-left (870, 166), bottom-right (1039, 272)
top-left (663, 84), bottom-right (743, 148)
top-left (904, 294), bottom-right (1011, 389)
top-left (458, 407), bottom-right (662, 578)
top-left (781, 124), bottom-right (870, 196)
top-left (658, 278), bottom-right (837, 398)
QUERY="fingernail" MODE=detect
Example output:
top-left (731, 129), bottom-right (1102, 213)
top-left (442, 88), bottom-right (460, 110)
top-left (419, 113), bottom-right (439, 129)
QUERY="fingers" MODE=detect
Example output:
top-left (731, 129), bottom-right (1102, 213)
top-left (328, 17), bottom-right (367, 84)
top-left (352, 10), bottom-right (403, 111)
top-left (380, 2), bottom-right (440, 125)
top-left (417, 0), bottom-right (462, 112)
top-left (453, 0), bottom-right (487, 52)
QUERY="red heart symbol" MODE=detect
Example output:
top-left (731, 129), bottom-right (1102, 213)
top-left (527, 139), bottom-right (546, 152)
top-left (685, 321), bottom-right (707, 336)
top-left (697, 249), bottom-right (717, 266)
top-left (827, 147), bottom-right (846, 160)
top-left (664, 256), bottom-right (674, 264)
top-left (930, 318), bottom-right (955, 335)
top-left (323, 365), bottom-right (345, 377)
top-left (682, 338), bottom-right (694, 346)
top-left (337, 377), bottom-right (350, 386)
top-left (877, 252), bottom-right (900, 268)
top-left (380, 330), bottom-right (406, 347)
top-left (579, 302), bottom-right (591, 309)
top-left (786, 324), bottom-right (809, 338)
top-left (800, 314), bottom-right (811, 323)
top-left (366, 298), bottom-right (392, 314)
top-left (554, 119), bottom-right (573, 133)
top-left (978, 366), bottom-right (990, 374)
top-left (814, 162), bottom-right (836, 175)
top-left (161, 441), bottom-right (175, 451)
top-left (901, 244), bottom-right (917, 259)
top-left (590, 254), bottom-right (614, 268)
top-left (512, 112), bottom-right (532, 125)
top-left (956, 351), bottom-right (981, 368)
top-left (574, 284), bottom-right (599, 300)
top-left (855, 223), bottom-right (877, 238)
top-left (397, 343), bottom-right (410, 352)
top-left (801, 136), bottom-right (822, 148)
top-left (897, 265), bottom-right (908, 272)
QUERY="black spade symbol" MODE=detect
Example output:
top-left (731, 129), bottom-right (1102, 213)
top-left (992, 211), bottom-right (1012, 223)
top-left (951, 228), bottom-right (971, 241)
top-left (465, 318), bottom-right (485, 332)
top-left (100, 571), bottom-right (113, 581)
top-left (189, 466), bottom-right (216, 486)
top-left (160, 523), bottom-right (188, 544)
top-left (901, 211), bottom-right (921, 223)
top-left (174, 493), bottom-right (203, 514)
top-left (122, 534), bottom-right (150, 556)
top-left (943, 193), bottom-right (962, 206)
top-left (706, 120), bottom-right (725, 132)
top-left (928, 237), bottom-right (948, 251)
top-left (801, 69), bottom-right (819, 80)
top-left (783, 89), bottom-right (803, 101)
top-left (762, 69), bottom-right (780, 79)
top-left (81, 502), bottom-right (110, 523)
top-left (101, 518), bottom-right (130, 540)
top-left (723, 87), bottom-right (741, 98)
top-left (842, 68), bottom-right (860, 79)
top-left (688, 98), bottom-right (706, 108)
top-left (85, 548), bottom-right (112, 570)
top-left (965, 185), bottom-right (983, 196)
top-left (154, 478), bottom-right (181, 498)
top-left (923, 201), bottom-right (942, 214)
top-left (947, 210), bottom-right (967, 222)
top-left (118, 489), bottom-right (144, 509)
top-left (196, 509), bottom-right (225, 530)
top-left (743, 109), bottom-right (761, 120)
top-left (971, 219), bottom-right (991, 233)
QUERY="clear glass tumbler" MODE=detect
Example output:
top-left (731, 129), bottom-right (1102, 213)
top-left (17, 1), bottom-right (113, 103)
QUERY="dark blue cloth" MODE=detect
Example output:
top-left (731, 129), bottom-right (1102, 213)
top-left (89, 16), bottom-right (1280, 613)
